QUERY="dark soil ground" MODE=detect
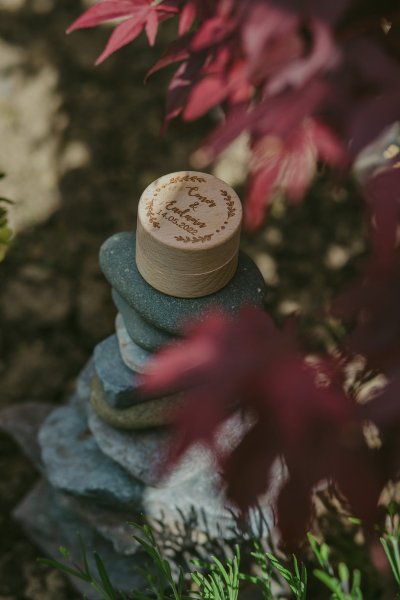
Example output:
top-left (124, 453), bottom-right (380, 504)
top-left (0, 2), bottom-right (205, 596)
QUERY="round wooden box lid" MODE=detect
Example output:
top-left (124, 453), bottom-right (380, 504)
top-left (136, 171), bottom-right (242, 298)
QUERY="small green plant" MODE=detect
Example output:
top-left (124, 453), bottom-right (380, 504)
top-left (42, 509), bottom-right (400, 600)
top-left (129, 522), bottom-right (188, 600)
top-left (308, 533), bottom-right (363, 599)
top-left (240, 539), bottom-right (274, 599)
top-left (240, 538), bottom-right (307, 599)
top-left (39, 534), bottom-right (124, 600)
top-left (266, 551), bottom-right (307, 599)
top-left (380, 502), bottom-right (400, 596)
top-left (191, 546), bottom-right (240, 600)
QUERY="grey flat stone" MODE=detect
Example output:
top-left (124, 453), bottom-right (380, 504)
top-left (100, 232), bottom-right (265, 335)
top-left (91, 376), bottom-right (184, 429)
top-left (140, 415), bottom-right (281, 539)
top-left (143, 463), bottom-right (281, 540)
top-left (88, 404), bottom-right (209, 486)
top-left (113, 289), bottom-right (176, 351)
top-left (87, 400), bottom-right (277, 538)
top-left (93, 334), bottom-right (144, 409)
top-left (116, 313), bottom-right (150, 373)
top-left (58, 493), bottom-right (141, 556)
top-left (38, 403), bottom-right (144, 508)
top-left (14, 480), bottom-right (146, 598)
top-left (143, 471), bottom-right (239, 539)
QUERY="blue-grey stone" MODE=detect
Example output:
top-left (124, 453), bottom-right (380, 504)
top-left (93, 334), bottom-right (144, 409)
top-left (90, 375), bottom-right (184, 429)
top-left (142, 471), bottom-right (234, 538)
top-left (38, 403), bottom-right (144, 508)
top-left (87, 404), bottom-right (209, 486)
top-left (112, 289), bottom-right (176, 351)
top-left (58, 493), bottom-right (141, 556)
top-left (115, 313), bottom-right (150, 373)
top-left (14, 480), bottom-right (147, 598)
top-left (87, 403), bottom-right (278, 538)
top-left (142, 459), bottom-right (282, 539)
top-left (100, 232), bottom-right (266, 335)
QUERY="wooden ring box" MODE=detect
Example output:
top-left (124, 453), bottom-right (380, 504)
top-left (136, 171), bottom-right (242, 298)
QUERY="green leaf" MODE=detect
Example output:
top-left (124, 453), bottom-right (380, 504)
top-left (131, 535), bottom-right (160, 561)
top-left (300, 564), bottom-right (308, 600)
top-left (78, 534), bottom-right (90, 578)
top-left (348, 517), bottom-right (362, 526)
top-left (351, 569), bottom-right (362, 596)
top-left (338, 562), bottom-right (349, 585)
top-left (392, 538), bottom-right (400, 579)
top-left (320, 543), bottom-right (330, 564)
top-left (293, 555), bottom-right (301, 581)
top-left (94, 552), bottom-right (117, 599)
top-left (211, 555), bottom-right (230, 586)
top-left (381, 537), bottom-right (400, 587)
top-left (177, 567), bottom-right (185, 595)
top-left (58, 546), bottom-right (70, 558)
top-left (191, 572), bottom-right (205, 587)
top-left (162, 557), bottom-right (173, 579)
top-left (313, 569), bottom-right (342, 595)
top-left (307, 533), bottom-right (323, 567)
top-left (266, 553), bottom-right (292, 579)
top-left (38, 558), bottom-right (90, 582)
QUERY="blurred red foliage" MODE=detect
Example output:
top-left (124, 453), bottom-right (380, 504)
top-left (142, 308), bottom-right (384, 545)
top-left (68, 1), bottom-right (400, 228)
top-left (69, 0), bottom-right (400, 544)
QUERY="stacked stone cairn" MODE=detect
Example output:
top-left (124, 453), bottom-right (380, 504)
top-left (3, 172), bottom-right (281, 597)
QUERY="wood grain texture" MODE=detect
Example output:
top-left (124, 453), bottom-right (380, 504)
top-left (136, 171), bottom-right (242, 298)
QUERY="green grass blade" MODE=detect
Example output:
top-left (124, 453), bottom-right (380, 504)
top-left (338, 562), bottom-right (349, 586)
top-left (293, 555), bottom-right (301, 581)
top-left (381, 537), bottom-right (400, 586)
top-left (38, 558), bottom-right (90, 582)
top-left (211, 555), bottom-right (230, 586)
top-left (94, 552), bottom-right (117, 600)
top-left (266, 553), bottom-right (292, 579)
top-left (77, 534), bottom-right (90, 577)
top-left (313, 569), bottom-right (342, 596)
top-left (392, 539), bottom-right (400, 581)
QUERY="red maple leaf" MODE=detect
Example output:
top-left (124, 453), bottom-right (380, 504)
top-left (192, 80), bottom-right (345, 231)
top-left (333, 266), bottom-right (400, 374)
top-left (331, 168), bottom-right (400, 371)
top-left (245, 117), bottom-right (346, 230)
top-left (363, 167), bottom-right (400, 275)
top-left (178, 0), bottom-right (197, 36)
top-left (183, 54), bottom-right (251, 121)
top-left (141, 307), bottom-right (383, 546)
top-left (67, 0), bottom-right (178, 64)
top-left (68, 0), bottom-right (400, 231)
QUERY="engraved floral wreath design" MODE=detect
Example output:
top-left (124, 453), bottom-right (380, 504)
top-left (146, 199), bottom-right (161, 229)
top-left (146, 176), bottom-right (238, 244)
